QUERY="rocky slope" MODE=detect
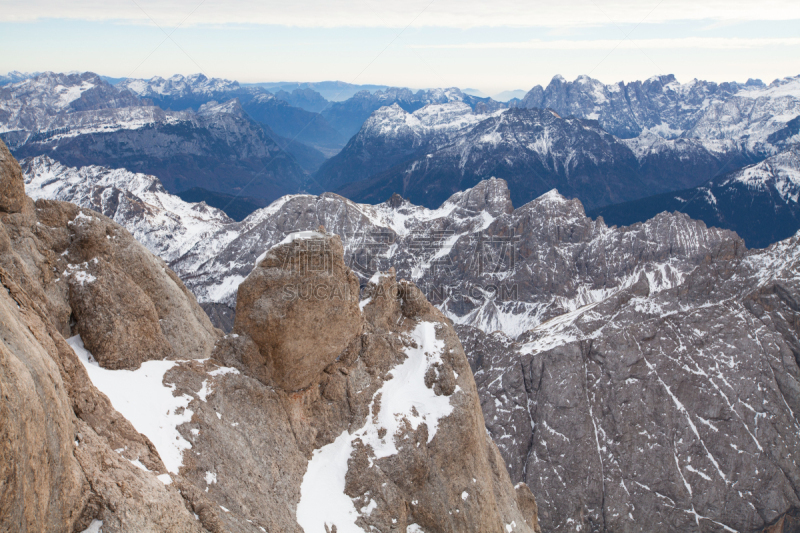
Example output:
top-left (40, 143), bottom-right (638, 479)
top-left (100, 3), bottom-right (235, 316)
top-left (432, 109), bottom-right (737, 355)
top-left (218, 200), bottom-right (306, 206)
top-left (23, 156), bottom-right (800, 531)
top-left (460, 228), bottom-right (800, 532)
top-left (591, 146), bottom-right (800, 248)
top-left (2, 138), bottom-right (541, 532)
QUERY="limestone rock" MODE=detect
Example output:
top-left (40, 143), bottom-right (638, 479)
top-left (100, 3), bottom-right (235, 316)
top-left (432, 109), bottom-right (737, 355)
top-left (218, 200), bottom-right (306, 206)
top-left (0, 139), bottom-right (218, 532)
top-left (67, 257), bottom-right (175, 370)
top-left (192, 236), bottom-right (541, 532)
top-left (0, 269), bottom-right (85, 532)
top-left (233, 231), bottom-right (362, 390)
top-left (0, 139), bottom-right (26, 213)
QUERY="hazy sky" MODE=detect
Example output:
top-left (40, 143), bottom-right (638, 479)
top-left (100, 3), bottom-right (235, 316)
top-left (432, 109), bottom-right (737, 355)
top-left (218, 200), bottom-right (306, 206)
top-left (1, 0), bottom-right (798, 95)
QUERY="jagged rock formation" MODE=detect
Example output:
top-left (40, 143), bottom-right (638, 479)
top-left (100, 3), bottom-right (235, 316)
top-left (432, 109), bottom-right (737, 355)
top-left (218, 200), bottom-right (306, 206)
top-left (591, 145), bottom-right (800, 248)
top-left (516, 73), bottom-right (744, 138)
top-left (515, 73), bottom-right (800, 143)
top-left (2, 139), bottom-right (540, 532)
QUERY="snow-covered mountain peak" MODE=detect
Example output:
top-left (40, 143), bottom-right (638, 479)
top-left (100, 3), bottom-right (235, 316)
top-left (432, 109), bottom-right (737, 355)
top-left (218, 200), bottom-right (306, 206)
top-left (3, 71), bottom-right (106, 111)
top-left (197, 98), bottom-right (244, 116)
top-left (360, 101), bottom-right (498, 141)
top-left (739, 74), bottom-right (800, 99)
top-left (119, 73), bottom-right (242, 98)
top-left (722, 146), bottom-right (800, 202)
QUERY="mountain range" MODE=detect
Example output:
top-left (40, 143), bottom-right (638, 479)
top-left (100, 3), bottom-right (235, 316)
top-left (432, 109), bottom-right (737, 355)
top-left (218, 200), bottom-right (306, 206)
top-left (22, 153), bottom-right (800, 532)
top-left (590, 146), bottom-right (800, 248)
top-left (320, 74), bottom-right (800, 245)
top-left (3, 70), bottom-right (800, 248)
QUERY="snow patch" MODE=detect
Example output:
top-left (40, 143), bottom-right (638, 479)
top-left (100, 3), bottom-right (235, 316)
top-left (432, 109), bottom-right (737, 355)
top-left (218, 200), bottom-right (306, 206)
top-left (67, 335), bottom-right (193, 474)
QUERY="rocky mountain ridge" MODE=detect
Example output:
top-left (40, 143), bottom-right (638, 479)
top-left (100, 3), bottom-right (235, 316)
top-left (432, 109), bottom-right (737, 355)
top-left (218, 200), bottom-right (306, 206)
top-left (0, 72), bottom-right (337, 197)
top-left (320, 86), bottom-right (507, 139)
top-left (515, 73), bottom-right (800, 140)
top-left (2, 85), bottom-right (311, 203)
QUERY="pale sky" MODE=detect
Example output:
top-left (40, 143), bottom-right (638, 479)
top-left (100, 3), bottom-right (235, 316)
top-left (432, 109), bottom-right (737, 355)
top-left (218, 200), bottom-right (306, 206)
top-left (1, 0), bottom-right (798, 95)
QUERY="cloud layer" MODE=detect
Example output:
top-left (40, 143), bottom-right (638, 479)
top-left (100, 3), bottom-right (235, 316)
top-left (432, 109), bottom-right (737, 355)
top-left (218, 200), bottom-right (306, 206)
top-left (3, 0), bottom-right (800, 28)
top-left (414, 37), bottom-right (800, 50)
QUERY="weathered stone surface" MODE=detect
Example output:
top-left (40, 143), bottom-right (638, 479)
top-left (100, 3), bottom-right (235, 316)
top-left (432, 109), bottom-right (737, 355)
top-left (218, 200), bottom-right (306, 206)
top-left (0, 139), bottom-right (26, 213)
top-left (233, 231), bottom-right (362, 390)
top-left (67, 257), bottom-right (175, 369)
top-left (0, 140), bottom-right (218, 532)
top-left (0, 271), bottom-right (85, 532)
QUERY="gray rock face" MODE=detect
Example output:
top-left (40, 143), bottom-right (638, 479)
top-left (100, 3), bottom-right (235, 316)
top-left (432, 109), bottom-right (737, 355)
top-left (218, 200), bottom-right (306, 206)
top-left (517, 74), bottom-right (743, 139)
top-left (461, 231), bottom-right (800, 532)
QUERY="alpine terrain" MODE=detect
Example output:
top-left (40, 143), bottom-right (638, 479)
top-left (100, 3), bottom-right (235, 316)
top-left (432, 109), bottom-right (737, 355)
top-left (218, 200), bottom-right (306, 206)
top-left (23, 151), bottom-right (800, 532)
top-left (0, 139), bottom-right (541, 532)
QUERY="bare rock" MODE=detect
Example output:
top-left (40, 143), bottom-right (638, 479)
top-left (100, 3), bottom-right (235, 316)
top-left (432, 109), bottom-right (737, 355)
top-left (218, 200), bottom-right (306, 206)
top-left (0, 139), bottom-right (26, 213)
top-left (233, 231), bottom-right (362, 390)
top-left (0, 270), bottom-right (85, 532)
top-left (67, 258), bottom-right (174, 370)
top-left (0, 141), bottom-right (220, 531)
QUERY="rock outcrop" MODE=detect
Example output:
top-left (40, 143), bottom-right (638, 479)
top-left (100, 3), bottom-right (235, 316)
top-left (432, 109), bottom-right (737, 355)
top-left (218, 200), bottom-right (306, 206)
top-left (177, 230), bottom-right (541, 532)
top-left (233, 231), bottom-right (362, 390)
top-left (0, 141), bottom-right (26, 213)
